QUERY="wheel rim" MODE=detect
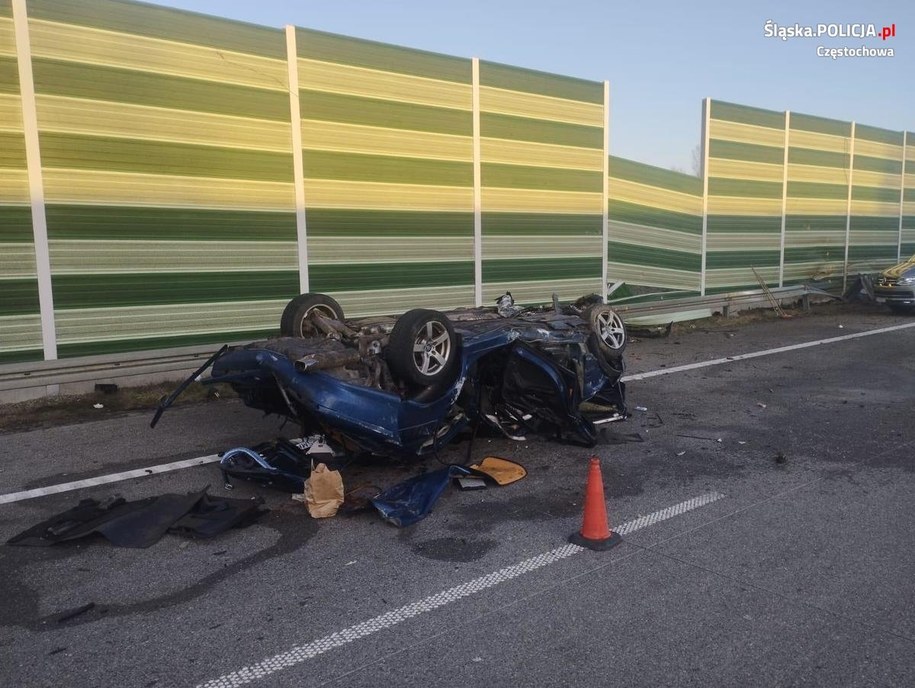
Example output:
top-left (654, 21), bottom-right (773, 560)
top-left (595, 310), bottom-right (625, 350)
top-left (297, 304), bottom-right (339, 337)
top-left (411, 321), bottom-right (451, 376)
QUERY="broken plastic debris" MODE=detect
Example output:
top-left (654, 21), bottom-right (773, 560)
top-left (483, 413), bottom-right (526, 441)
top-left (676, 434), bottom-right (722, 443)
top-left (92, 403), bottom-right (104, 409)
top-left (676, 451), bottom-right (686, 457)
top-left (293, 435), bottom-right (337, 457)
top-left (757, 402), bottom-right (767, 409)
top-left (738, 441), bottom-right (747, 445)
top-left (457, 476), bottom-right (487, 491)
top-left (495, 291), bottom-right (521, 317)
top-left (305, 439), bottom-right (335, 456)
top-left (468, 456), bottom-right (527, 485)
top-left (635, 406), bottom-right (648, 412)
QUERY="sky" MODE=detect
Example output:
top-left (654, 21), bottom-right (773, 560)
top-left (146, 0), bottom-right (912, 172)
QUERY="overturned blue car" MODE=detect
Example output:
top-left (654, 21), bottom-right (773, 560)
top-left (153, 292), bottom-right (629, 459)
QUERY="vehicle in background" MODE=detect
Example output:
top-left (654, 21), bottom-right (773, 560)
top-left (874, 255), bottom-right (915, 313)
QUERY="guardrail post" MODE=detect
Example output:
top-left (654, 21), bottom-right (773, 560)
top-left (843, 121), bottom-right (856, 293)
top-left (12, 0), bottom-right (58, 366)
top-left (285, 26), bottom-right (309, 294)
top-left (700, 98), bottom-right (711, 297)
top-left (899, 131), bottom-right (907, 262)
top-left (472, 57), bottom-right (483, 306)
top-left (779, 111), bottom-right (790, 287)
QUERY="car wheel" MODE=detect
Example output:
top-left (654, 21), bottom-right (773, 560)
top-left (280, 293), bottom-right (345, 337)
top-left (387, 309), bottom-right (459, 388)
top-left (588, 332), bottom-right (625, 377)
top-left (587, 305), bottom-right (627, 356)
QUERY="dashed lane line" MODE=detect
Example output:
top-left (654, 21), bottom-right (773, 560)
top-left (621, 321), bottom-right (915, 382)
top-left (195, 491), bottom-right (726, 688)
top-left (0, 454), bottom-right (221, 505)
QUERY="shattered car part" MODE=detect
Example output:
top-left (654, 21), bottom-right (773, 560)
top-left (154, 292), bottom-right (629, 459)
top-left (151, 345), bottom-right (227, 428)
top-left (371, 465), bottom-right (471, 527)
top-left (496, 291), bottom-right (522, 318)
top-left (468, 456), bottom-right (527, 485)
top-left (219, 438), bottom-right (317, 492)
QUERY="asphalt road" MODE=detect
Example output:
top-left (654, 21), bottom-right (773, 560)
top-left (1, 303), bottom-right (914, 688)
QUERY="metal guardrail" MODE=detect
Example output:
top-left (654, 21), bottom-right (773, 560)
top-left (607, 284), bottom-right (838, 318)
top-left (0, 284), bottom-right (839, 402)
top-left (0, 341), bottom-right (250, 401)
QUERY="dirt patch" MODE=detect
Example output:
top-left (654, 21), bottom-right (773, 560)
top-left (0, 381), bottom-right (236, 434)
top-left (668, 298), bottom-right (883, 333)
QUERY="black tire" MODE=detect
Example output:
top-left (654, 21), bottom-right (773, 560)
top-left (586, 304), bottom-right (627, 356)
top-left (280, 293), bottom-right (345, 337)
top-left (588, 332), bottom-right (625, 375)
top-left (387, 309), bottom-right (459, 389)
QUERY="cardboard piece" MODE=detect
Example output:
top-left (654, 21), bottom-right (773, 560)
top-left (304, 463), bottom-right (344, 518)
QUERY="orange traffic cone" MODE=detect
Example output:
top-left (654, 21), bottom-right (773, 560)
top-left (569, 456), bottom-right (622, 551)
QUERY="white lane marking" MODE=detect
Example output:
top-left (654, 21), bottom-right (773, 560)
top-left (621, 321), bottom-right (915, 382)
top-left (196, 491), bottom-right (725, 688)
top-left (3, 320), bottom-right (912, 506)
top-left (615, 492), bottom-right (724, 533)
top-left (0, 455), bottom-right (221, 505)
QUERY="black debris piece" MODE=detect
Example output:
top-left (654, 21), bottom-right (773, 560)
top-left (597, 429), bottom-right (645, 445)
top-left (57, 603), bottom-right (95, 623)
top-left (338, 484), bottom-right (383, 515)
top-left (843, 273), bottom-right (875, 302)
top-left (627, 323), bottom-right (673, 339)
top-left (7, 489), bottom-right (265, 549)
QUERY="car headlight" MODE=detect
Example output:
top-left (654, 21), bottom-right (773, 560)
top-left (898, 276), bottom-right (915, 285)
